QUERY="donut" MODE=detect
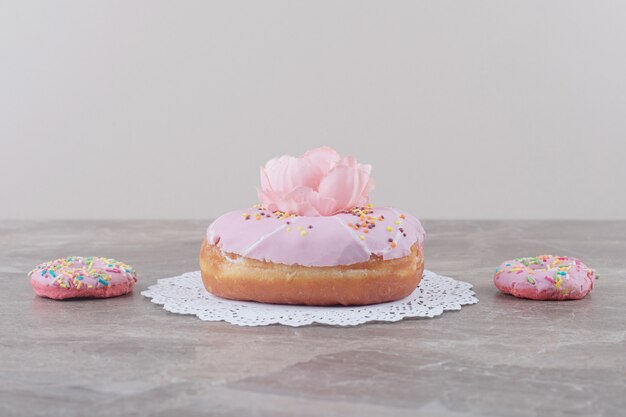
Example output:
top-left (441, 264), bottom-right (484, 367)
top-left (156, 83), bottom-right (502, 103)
top-left (494, 255), bottom-right (595, 300)
top-left (29, 256), bottom-right (137, 300)
top-left (201, 146), bottom-right (427, 305)
top-left (200, 205), bottom-right (425, 305)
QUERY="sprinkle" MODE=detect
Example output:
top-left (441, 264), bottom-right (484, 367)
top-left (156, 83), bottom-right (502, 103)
top-left (286, 227), bottom-right (292, 232)
top-left (395, 220), bottom-right (401, 225)
top-left (300, 230), bottom-right (307, 236)
top-left (98, 278), bottom-right (109, 286)
top-left (527, 276), bottom-right (536, 285)
top-left (359, 235), bottom-right (365, 240)
top-left (400, 214), bottom-right (406, 219)
top-left (386, 226), bottom-right (393, 232)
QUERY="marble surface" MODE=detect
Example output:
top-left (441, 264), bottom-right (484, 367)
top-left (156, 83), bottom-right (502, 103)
top-left (1, 220), bottom-right (625, 417)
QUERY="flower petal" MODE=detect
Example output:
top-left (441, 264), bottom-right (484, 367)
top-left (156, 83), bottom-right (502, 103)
top-left (260, 167), bottom-right (273, 191)
top-left (303, 146), bottom-right (340, 182)
top-left (318, 165), bottom-right (373, 214)
top-left (274, 187), bottom-right (321, 216)
top-left (262, 155), bottom-right (319, 192)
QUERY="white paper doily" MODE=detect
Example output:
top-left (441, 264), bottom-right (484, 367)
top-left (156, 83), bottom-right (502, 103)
top-left (141, 270), bottom-right (478, 327)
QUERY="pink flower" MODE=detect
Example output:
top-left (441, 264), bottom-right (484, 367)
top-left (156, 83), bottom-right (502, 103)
top-left (258, 147), bottom-right (375, 216)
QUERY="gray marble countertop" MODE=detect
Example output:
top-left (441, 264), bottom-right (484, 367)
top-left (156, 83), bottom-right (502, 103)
top-left (1, 220), bottom-right (625, 417)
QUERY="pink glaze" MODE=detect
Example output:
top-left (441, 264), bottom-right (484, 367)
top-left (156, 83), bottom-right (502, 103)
top-left (494, 255), bottom-right (595, 300)
top-left (207, 206), bottom-right (425, 267)
top-left (31, 280), bottom-right (134, 300)
top-left (29, 256), bottom-right (137, 300)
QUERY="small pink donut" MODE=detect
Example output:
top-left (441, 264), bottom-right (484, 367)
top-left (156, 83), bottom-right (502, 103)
top-left (494, 255), bottom-right (595, 300)
top-left (29, 256), bottom-right (137, 300)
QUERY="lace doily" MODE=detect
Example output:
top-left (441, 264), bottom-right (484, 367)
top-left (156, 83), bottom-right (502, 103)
top-left (141, 270), bottom-right (478, 327)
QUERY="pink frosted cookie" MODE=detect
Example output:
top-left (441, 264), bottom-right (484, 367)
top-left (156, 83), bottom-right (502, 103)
top-left (494, 255), bottom-right (595, 300)
top-left (29, 256), bottom-right (137, 300)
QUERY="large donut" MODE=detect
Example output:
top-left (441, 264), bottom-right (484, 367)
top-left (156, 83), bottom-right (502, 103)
top-left (200, 206), bottom-right (426, 305)
top-left (494, 255), bottom-right (595, 300)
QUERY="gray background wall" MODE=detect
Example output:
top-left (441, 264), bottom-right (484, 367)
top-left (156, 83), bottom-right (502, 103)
top-left (2, 1), bottom-right (625, 220)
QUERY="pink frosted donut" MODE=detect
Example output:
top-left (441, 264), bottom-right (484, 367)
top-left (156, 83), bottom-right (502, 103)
top-left (494, 255), bottom-right (595, 300)
top-left (29, 256), bottom-right (137, 300)
top-left (201, 205), bottom-right (426, 305)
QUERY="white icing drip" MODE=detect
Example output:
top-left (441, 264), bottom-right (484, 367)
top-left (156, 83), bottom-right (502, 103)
top-left (207, 227), bottom-right (217, 244)
top-left (332, 216), bottom-right (371, 257)
top-left (221, 250), bottom-right (243, 264)
top-left (241, 223), bottom-right (289, 256)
